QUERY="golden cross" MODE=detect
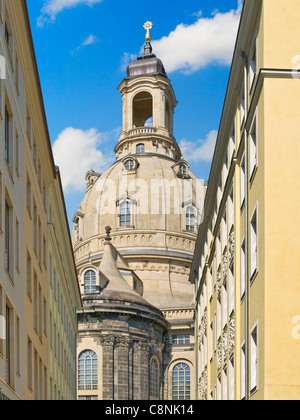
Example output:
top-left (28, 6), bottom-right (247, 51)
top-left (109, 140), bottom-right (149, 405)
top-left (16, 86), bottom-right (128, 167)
top-left (143, 21), bottom-right (153, 43)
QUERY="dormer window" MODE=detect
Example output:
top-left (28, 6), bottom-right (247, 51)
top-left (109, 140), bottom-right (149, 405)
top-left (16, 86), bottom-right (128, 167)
top-left (179, 164), bottom-right (187, 176)
top-left (186, 206), bottom-right (196, 232)
top-left (122, 156), bottom-right (139, 172)
top-left (136, 144), bottom-right (145, 154)
top-left (125, 159), bottom-right (135, 171)
top-left (172, 161), bottom-right (190, 179)
top-left (84, 270), bottom-right (97, 294)
top-left (120, 201), bottom-right (131, 227)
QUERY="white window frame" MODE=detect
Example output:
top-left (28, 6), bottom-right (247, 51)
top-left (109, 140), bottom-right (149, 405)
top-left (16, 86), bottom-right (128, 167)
top-left (240, 153), bottom-right (245, 208)
top-left (250, 204), bottom-right (258, 282)
top-left (250, 322), bottom-right (259, 395)
top-left (240, 82), bottom-right (245, 128)
top-left (240, 237), bottom-right (246, 300)
top-left (249, 111), bottom-right (258, 182)
top-left (241, 341), bottom-right (246, 400)
top-left (249, 35), bottom-right (258, 92)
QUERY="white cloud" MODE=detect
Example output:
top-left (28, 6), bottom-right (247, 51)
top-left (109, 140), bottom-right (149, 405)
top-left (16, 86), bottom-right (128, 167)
top-left (180, 130), bottom-right (218, 164)
top-left (37, 0), bottom-right (103, 27)
top-left (52, 127), bottom-right (117, 193)
top-left (71, 34), bottom-right (100, 54)
top-left (120, 52), bottom-right (138, 72)
top-left (151, 2), bottom-right (242, 74)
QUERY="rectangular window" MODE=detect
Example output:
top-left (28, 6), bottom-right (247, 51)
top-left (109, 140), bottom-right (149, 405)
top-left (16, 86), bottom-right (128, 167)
top-left (240, 82), bottom-right (245, 128)
top-left (222, 365), bottom-right (228, 401)
top-left (241, 342), bottom-right (246, 400)
top-left (5, 106), bottom-right (12, 167)
top-left (249, 38), bottom-right (257, 91)
top-left (229, 119), bottom-right (236, 161)
top-left (241, 238), bottom-right (246, 299)
top-left (240, 154), bottom-right (245, 208)
top-left (222, 278), bottom-right (227, 330)
top-left (210, 321), bottom-right (214, 360)
top-left (28, 337), bottom-right (33, 390)
top-left (249, 113), bottom-right (257, 181)
top-left (27, 251), bottom-right (32, 298)
top-left (250, 323), bottom-right (258, 394)
top-left (229, 354), bottom-right (235, 400)
top-left (250, 205), bottom-right (258, 280)
top-left (5, 199), bottom-right (13, 276)
top-left (15, 217), bottom-right (19, 272)
top-left (229, 262), bottom-right (234, 316)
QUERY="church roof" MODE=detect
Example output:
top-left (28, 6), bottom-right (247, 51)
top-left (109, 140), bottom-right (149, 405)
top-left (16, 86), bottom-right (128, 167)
top-left (98, 227), bottom-right (162, 311)
top-left (126, 43), bottom-right (167, 78)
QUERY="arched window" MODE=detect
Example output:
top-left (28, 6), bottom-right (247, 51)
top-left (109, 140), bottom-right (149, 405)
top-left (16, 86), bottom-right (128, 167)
top-left (84, 270), bottom-right (97, 294)
top-left (172, 363), bottom-right (191, 400)
top-left (136, 144), bottom-right (145, 154)
top-left (150, 359), bottom-right (159, 398)
top-left (78, 350), bottom-right (98, 390)
top-left (119, 201), bottom-right (131, 227)
top-left (186, 207), bottom-right (196, 232)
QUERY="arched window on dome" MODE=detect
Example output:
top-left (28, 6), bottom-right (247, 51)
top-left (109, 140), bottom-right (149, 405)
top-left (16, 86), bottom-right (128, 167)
top-left (150, 359), bottom-right (159, 399)
top-left (119, 201), bottom-right (132, 227)
top-left (136, 143), bottom-right (145, 154)
top-left (172, 363), bottom-right (191, 400)
top-left (78, 350), bottom-right (98, 390)
top-left (186, 206), bottom-right (196, 232)
top-left (84, 270), bottom-right (97, 294)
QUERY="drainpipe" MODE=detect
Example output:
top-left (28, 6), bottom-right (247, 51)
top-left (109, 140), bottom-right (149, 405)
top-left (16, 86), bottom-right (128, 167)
top-left (241, 50), bottom-right (249, 401)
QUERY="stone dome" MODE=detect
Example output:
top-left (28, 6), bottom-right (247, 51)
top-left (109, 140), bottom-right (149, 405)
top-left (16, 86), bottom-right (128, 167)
top-left (72, 152), bottom-right (204, 308)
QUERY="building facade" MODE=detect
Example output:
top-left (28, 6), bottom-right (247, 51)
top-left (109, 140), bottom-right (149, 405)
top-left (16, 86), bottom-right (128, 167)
top-left (0, 0), bottom-right (81, 400)
top-left (190, 0), bottom-right (300, 401)
top-left (73, 27), bottom-right (205, 400)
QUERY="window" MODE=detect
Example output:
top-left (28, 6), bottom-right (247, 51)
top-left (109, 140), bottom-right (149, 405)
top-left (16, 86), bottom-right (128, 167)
top-left (78, 350), bottom-right (98, 390)
top-left (250, 324), bottom-right (258, 393)
top-left (250, 206), bottom-right (258, 280)
top-left (5, 199), bottom-right (13, 276)
top-left (136, 144), bottom-right (145, 154)
top-left (84, 271), bottom-right (97, 294)
top-left (249, 114), bottom-right (257, 181)
top-left (240, 238), bottom-right (246, 300)
top-left (240, 154), bottom-right (245, 207)
top-left (240, 82), bottom-right (245, 127)
top-left (229, 262), bottom-right (234, 316)
top-left (241, 342), bottom-right (246, 400)
top-left (222, 365), bottom-right (228, 401)
top-left (179, 163), bottom-right (187, 177)
top-left (124, 159), bottom-right (135, 171)
top-left (222, 277), bottom-right (227, 330)
top-left (229, 355), bottom-right (235, 400)
top-left (186, 206), bottom-right (196, 232)
top-left (150, 359), bottom-right (159, 398)
top-left (119, 201), bottom-right (131, 227)
top-left (229, 120), bottom-right (236, 161)
top-left (249, 38), bottom-right (257, 91)
top-left (172, 335), bottom-right (190, 345)
top-left (172, 363), bottom-right (191, 400)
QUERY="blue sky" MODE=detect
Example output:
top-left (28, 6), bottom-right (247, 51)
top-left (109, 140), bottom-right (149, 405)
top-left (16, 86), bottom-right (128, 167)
top-left (26, 0), bottom-right (242, 226)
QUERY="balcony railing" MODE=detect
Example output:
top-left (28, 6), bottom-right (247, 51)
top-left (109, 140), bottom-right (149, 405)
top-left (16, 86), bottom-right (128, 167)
top-left (128, 127), bottom-right (156, 136)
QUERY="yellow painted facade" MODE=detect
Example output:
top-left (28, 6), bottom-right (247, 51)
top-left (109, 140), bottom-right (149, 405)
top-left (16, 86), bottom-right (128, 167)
top-left (190, 0), bottom-right (300, 400)
top-left (0, 0), bottom-right (81, 400)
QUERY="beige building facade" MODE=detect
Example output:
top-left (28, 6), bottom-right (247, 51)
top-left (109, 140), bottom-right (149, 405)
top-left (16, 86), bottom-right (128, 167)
top-left (0, 0), bottom-right (81, 400)
top-left (190, 0), bottom-right (300, 401)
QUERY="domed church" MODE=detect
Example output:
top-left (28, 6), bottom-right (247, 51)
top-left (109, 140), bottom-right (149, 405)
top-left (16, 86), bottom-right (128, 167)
top-left (74, 22), bottom-right (205, 401)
